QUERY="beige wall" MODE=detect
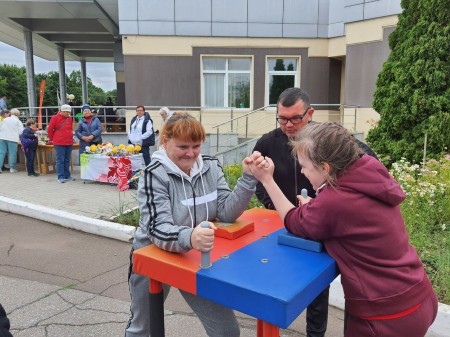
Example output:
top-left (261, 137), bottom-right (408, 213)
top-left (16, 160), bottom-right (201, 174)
top-left (121, 15), bottom-right (399, 139)
top-left (125, 108), bottom-right (372, 140)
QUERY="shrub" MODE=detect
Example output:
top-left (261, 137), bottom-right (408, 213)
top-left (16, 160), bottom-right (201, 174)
top-left (390, 156), bottom-right (450, 303)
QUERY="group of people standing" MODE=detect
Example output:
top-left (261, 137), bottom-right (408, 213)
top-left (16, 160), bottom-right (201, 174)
top-left (0, 101), bottom-right (168, 182)
top-left (0, 107), bottom-right (40, 176)
top-left (48, 103), bottom-right (169, 182)
top-left (124, 88), bottom-right (437, 337)
top-left (47, 104), bottom-right (102, 183)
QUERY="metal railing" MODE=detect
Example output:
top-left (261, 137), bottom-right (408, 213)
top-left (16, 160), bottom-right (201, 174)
top-left (15, 105), bottom-right (202, 132)
top-left (14, 104), bottom-right (361, 158)
top-left (211, 104), bottom-right (360, 155)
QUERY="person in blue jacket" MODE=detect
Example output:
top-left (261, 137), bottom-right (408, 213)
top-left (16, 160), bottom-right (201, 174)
top-left (75, 104), bottom-right (102, 155)
top-left (21, 118), bottom-right (40, 176)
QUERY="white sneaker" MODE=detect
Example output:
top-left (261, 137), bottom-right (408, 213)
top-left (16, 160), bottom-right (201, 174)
top-left (10, 168), bottom-right (18, 173)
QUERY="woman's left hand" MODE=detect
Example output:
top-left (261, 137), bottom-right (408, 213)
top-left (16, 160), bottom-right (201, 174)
top-left (191, 222), bottom-right (217, 252)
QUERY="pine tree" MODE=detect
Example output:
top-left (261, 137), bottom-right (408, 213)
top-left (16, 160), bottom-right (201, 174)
top-left (366, 0), bottom-right (450, 163)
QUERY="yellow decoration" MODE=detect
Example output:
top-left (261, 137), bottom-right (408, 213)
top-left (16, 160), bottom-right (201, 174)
top-left (89, 144), bottom-right (97, 152)
top-left (134, 145), bottom-right (141, 152)
top-left (112, 147), bottom-right (118, 154)
top-left (118, 144), bottom-right (126, 149)
top-left (126, 145), bottom-right (135, 153)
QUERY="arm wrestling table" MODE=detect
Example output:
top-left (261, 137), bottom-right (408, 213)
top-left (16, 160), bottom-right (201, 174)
top-left (133, 208), bottom-right (339, 337)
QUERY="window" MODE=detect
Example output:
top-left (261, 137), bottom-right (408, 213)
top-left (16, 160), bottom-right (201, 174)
top-left (267, 57), bottom-right (299, 105)
top-left (202, 57), bottom-right (251, 108)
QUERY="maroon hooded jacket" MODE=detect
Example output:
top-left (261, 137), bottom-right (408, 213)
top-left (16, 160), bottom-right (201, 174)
top-left (285, 154), bottom-right (434, 318)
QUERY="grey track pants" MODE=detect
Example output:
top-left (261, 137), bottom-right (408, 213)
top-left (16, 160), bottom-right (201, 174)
top-left (125, 254), bottom-right (240, 337)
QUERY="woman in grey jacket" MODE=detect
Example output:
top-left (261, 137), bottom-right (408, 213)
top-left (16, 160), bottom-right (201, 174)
top-left (125, 112), bottom-right (257, 337)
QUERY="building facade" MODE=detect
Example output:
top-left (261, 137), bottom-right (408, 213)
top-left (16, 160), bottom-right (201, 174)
top-left (118, 0), bottom-right (401, 136)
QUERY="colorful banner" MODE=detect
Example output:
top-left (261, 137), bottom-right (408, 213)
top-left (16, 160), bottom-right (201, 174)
top-left (80, 154), bottom-right (143, 191)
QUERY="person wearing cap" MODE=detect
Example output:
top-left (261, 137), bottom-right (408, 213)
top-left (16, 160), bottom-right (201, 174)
top-left (75, 104), bottom-right (102, 156)
top-left (47, 104), bottom-right (75, 183)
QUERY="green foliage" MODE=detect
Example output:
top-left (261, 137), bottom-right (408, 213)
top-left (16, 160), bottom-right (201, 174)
top-left (366, 0), bottom-right (450, 164)
top-left (223, 164), bottom-right (263, 209)
top-left (390, 156), bottom-right (450, 303)
top-left (0, 64), bottom-right (114, 108)
top-left (0, 64), bottom-right (28, 108)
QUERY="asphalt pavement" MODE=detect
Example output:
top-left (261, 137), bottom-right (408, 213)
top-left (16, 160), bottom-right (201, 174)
top-left (0, 167), bottom-right (445, 336)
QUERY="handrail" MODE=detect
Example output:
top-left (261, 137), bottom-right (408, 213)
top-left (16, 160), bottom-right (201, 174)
top-left (212, 105), bottom-right (277, 129)
top-left (210, 103), bottom-right (361, 155)
top-left (210, 103), bottom-right (359, 129)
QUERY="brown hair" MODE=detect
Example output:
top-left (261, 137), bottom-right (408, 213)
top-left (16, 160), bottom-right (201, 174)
top-left (26, 118), bottom-right (36, 126)
top-left (160, 112), bottom-right (205, 144)
top-left (291, 122), bottom-right (363, 186)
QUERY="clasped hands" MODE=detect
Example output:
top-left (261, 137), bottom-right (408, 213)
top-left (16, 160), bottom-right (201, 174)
top-left (243, 151), bottom-right (274, 183)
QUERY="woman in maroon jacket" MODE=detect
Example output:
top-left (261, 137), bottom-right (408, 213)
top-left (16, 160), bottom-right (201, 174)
top-left (246, 122), bottom-right (437, 337)
top-left (47, 104), bottom-right (75, 183)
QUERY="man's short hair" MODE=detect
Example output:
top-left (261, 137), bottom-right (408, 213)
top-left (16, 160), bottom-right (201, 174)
top-left (277, 88), bottom-right (310, 108)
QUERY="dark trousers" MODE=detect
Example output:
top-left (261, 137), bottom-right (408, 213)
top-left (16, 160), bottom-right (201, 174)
top-left (141, 145), bottom-right (151, 167)
top-left (306, 286), bottom-right (329, 337)
top-left (24, 148), bottom-right (37, 174)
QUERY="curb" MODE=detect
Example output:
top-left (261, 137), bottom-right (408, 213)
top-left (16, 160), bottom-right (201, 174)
top-left (1, 196), bottom-right (448, 336)
top-left (0, 196), bottom-right (135, 243)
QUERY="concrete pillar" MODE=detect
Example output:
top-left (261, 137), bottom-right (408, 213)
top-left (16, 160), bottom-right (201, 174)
top-left (80, 60), bottom-right (88, 104)
top-left (23, 31), bottom-right (37, 116)
top-left (57, 47), bottom-right (67, 105)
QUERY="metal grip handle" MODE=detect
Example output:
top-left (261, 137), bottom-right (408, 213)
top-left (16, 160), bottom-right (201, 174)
top-left (301, 188), bottom-right (308, 198)
top-left (200, 221), bottom-right (212, 269)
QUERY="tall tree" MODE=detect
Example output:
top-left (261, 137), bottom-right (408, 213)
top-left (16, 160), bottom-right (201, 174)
top-left (0, 64), bottom-right (28, 108)
top-left (366, 0), bottom-right (450, 163)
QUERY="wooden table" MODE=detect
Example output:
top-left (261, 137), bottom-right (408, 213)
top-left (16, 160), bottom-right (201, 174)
top-left (36, 143), bottom-right (79, 174)
top-left (133, 208), bottom-right (339, 337)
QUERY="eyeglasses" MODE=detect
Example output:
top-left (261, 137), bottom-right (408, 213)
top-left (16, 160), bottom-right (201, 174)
top-left (276, 108), bottom-right (310, 125)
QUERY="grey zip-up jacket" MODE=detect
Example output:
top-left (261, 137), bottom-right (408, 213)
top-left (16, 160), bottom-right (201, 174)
top-left (133, 149), bottom-right (257, 252)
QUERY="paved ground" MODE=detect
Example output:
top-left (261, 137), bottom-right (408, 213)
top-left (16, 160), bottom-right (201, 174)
top-left (0, 167), bottom-right (138, 221)
top-left (0, 211), bottom-right (349, 337)
top-left (0, 168), bottom-right (443, 336)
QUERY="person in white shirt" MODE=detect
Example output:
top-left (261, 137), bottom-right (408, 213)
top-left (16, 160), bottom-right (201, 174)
top-left (128, 105), bottom-right (155, 166)
top-left (0, 108), bottom-right (24, 173)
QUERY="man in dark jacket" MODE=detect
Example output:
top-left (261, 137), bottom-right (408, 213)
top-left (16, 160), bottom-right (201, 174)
top-left (0, 303), bottom-right (13, 337)
top-left (253, 87), bottom-right (377, 337)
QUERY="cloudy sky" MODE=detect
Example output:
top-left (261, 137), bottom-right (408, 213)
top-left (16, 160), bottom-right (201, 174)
top-left (0, 41), bottom-right (116, 91)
